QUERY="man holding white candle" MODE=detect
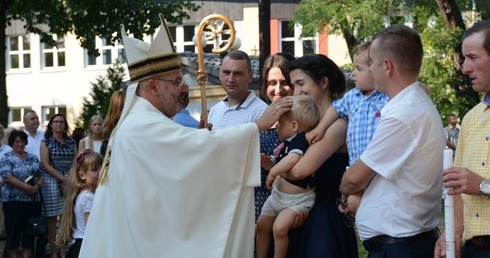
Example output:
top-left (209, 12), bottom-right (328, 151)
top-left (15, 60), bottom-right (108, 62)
top-left (435, 19), bottom-right (490, 258)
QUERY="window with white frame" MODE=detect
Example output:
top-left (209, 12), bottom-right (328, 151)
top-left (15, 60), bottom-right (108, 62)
top-left (42, 35), bottom-right (66, 68)
top-left (86, 36), bottom-right (125, 67)
top-left (7, 35), bottom-right (32, 70)
top-left (42, 106), bottom-right (67, 124)
top-left (9, 107), bottom-right (31, 125)
top-left (169, 25), bottom-right (198, 53)
top-left (280, 21), bottom-right (317, 56)
top-left (183, 25), bottom-right (197, 52)
top-left (168, 25), bottom-right (177, 48)
top-left (168, 24), bottom-right (220, 54)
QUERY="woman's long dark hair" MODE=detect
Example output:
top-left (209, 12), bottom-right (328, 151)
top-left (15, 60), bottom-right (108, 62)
top-left (289, 54), bottom-right (346, 100)
top-left (44, 113), bottom-right (70, 139)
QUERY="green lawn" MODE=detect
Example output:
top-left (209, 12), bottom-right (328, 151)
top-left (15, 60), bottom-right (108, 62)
top-left (356, 232), bottom-right (368, 258)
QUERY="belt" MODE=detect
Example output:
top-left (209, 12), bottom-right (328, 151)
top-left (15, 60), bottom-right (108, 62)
top-left (471, 235), bottom-right (490, 250)
top-left (362, 228), bottom-right (439, 252)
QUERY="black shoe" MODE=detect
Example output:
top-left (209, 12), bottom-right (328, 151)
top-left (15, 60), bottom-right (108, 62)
top-left (34, 251), bottom-right (50, 258)
top-left (2, 249), bottom-right (10, 258)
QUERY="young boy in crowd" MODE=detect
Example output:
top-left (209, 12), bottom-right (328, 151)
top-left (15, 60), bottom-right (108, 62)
top-left (306, 41), bottom-right (385, 217)
top-left (256, 95), bottom-right (321, 258)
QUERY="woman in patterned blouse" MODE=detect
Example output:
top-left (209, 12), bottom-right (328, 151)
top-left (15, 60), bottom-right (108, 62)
top-left (0, 130), bottom-right (44, 258)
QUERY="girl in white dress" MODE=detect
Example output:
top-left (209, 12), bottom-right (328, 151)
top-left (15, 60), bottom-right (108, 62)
top-left (78, 115), bottom-right (103, 154)
top-left (56, 149), bottom-right (103, 258)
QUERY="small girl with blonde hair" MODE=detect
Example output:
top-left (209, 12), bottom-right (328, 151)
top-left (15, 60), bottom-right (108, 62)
top-left (57, 149), bottom-right (103, 258)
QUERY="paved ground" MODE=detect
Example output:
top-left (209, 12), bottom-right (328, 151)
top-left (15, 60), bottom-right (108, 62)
top-left (0, 239), bottom-right (4, 256)
top-left (0, 237), bottom-right (52, 258)
top-left (0, 211), bottom-right (448, 258)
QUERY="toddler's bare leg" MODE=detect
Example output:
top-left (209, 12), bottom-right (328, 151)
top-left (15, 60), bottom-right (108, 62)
top-left (273, 208), bottom-right (298, 258)
top-left (256, 215), bottom-right (276, 258)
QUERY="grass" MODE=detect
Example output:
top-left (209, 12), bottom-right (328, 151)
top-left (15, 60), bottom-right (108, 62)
top-left (356, 231), bottom-right (369, 258)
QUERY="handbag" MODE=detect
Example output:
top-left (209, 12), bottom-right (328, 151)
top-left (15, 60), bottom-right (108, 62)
top-left (27, 188), bottom-right (48, 237)
top-left (27, 216), bottom-right (48, 236)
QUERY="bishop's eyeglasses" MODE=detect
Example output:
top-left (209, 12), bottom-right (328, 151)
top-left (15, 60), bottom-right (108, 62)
top-left (152, 77), bottom-right (185, 88)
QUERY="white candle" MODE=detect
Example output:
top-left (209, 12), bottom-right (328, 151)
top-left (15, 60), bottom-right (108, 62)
top-left (444, 148), bottom-right (454, 170)
top-left (443, 148), bottom-right (455, 258)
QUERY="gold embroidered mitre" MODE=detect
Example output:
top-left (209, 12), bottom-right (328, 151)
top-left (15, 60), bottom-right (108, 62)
top-left (120, 13), bottom-right (182, 82)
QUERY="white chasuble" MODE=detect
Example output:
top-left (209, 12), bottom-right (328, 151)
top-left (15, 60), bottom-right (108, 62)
top-left (80, 94), bottom-right (260, 258)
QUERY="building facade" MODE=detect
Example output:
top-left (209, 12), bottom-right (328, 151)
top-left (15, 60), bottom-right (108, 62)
top-left (5, 1), bottom-right (349, 129)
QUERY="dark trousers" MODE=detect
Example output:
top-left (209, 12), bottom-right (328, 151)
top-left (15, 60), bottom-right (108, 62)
top-left (462, 240), bottom-right (490, 258)
top-left (35, 235), bottom-right (48, 252)
top-left (2, 201), bottom-right (41, 250)
top-left (66, 239), bottom-right (83, 258)
top-left (367, 238), bottom-right (436, 258)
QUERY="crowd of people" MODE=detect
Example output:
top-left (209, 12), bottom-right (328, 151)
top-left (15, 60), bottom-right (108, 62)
top-left (0, 93), bottom-right (125, 258)
top-left (0, 13), bottom-right (489, 258)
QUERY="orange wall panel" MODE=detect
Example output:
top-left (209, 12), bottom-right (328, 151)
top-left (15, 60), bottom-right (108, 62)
top-left (318, 26), bottom-right (328, 56)
top-left (270, 19), bottom-right (280, 54)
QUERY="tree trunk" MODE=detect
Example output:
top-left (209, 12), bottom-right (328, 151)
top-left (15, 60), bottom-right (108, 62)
top-left (341, 27), bottom-right (357, 63)
top-left (258, 0), bottom-right (271, 85)
top-left (435, 0), bottom-right (466, 69)
top-left (0, 0), bottom-right (11, 127)
top-left (435, 0), bottom-right (480, 108)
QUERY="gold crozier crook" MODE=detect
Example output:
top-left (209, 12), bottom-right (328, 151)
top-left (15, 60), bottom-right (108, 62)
top-left (196, 14), bottom-right (236, 127)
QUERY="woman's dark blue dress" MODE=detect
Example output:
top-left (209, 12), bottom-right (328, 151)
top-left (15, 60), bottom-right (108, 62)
top-left (287, 152), bottom-right (358, 258)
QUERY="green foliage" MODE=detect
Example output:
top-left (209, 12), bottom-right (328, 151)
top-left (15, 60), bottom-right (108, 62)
top-left (8, 0), bottom-right (200, 56)
top-left (75, 60), bottom-right (125, 129)
top-left (293, 0), bottom-right (482, 120)
top-left (471, 0), bottom-right (490, 19)
top-left (418, 17), bottom-right (479, 120)
top-left (0, 0), bottom-right (200, 126)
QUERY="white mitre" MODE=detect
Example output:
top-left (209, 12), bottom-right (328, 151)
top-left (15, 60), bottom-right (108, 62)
top-left (120, 13), bottom-right (182, 82)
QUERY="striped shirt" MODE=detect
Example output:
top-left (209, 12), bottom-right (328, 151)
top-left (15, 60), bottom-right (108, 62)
top-left (457, 101), bottom-right (490, 240)
top-left (444, 125), bottom-right (460, 148)
top-left (332, 88), bottom-right (387, 165)
top-left (208, 91), bottom-right (267, 129)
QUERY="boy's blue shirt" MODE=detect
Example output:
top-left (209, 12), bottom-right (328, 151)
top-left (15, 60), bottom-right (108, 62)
top-left (332, 88), bottom-right (388, 165)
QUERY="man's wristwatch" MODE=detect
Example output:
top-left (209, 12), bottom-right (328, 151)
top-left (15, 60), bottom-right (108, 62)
top-left (478, 179), bottom-right (490, 197)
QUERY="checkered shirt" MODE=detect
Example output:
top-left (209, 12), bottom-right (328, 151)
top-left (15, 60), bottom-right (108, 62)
top-left (456, 102), bottom-right (490, 240)
top-left (332, 88), bottom-right (388, 165)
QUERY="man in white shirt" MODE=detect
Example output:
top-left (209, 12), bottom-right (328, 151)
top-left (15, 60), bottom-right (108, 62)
top-left (23, 110), bottom-right (48, 257)
top-left (339, 24), bottom-right (444, 257)
top-left (208, 50), bottom-right (267, 129)
top-left (23, 110), bottom-right (45, 161)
